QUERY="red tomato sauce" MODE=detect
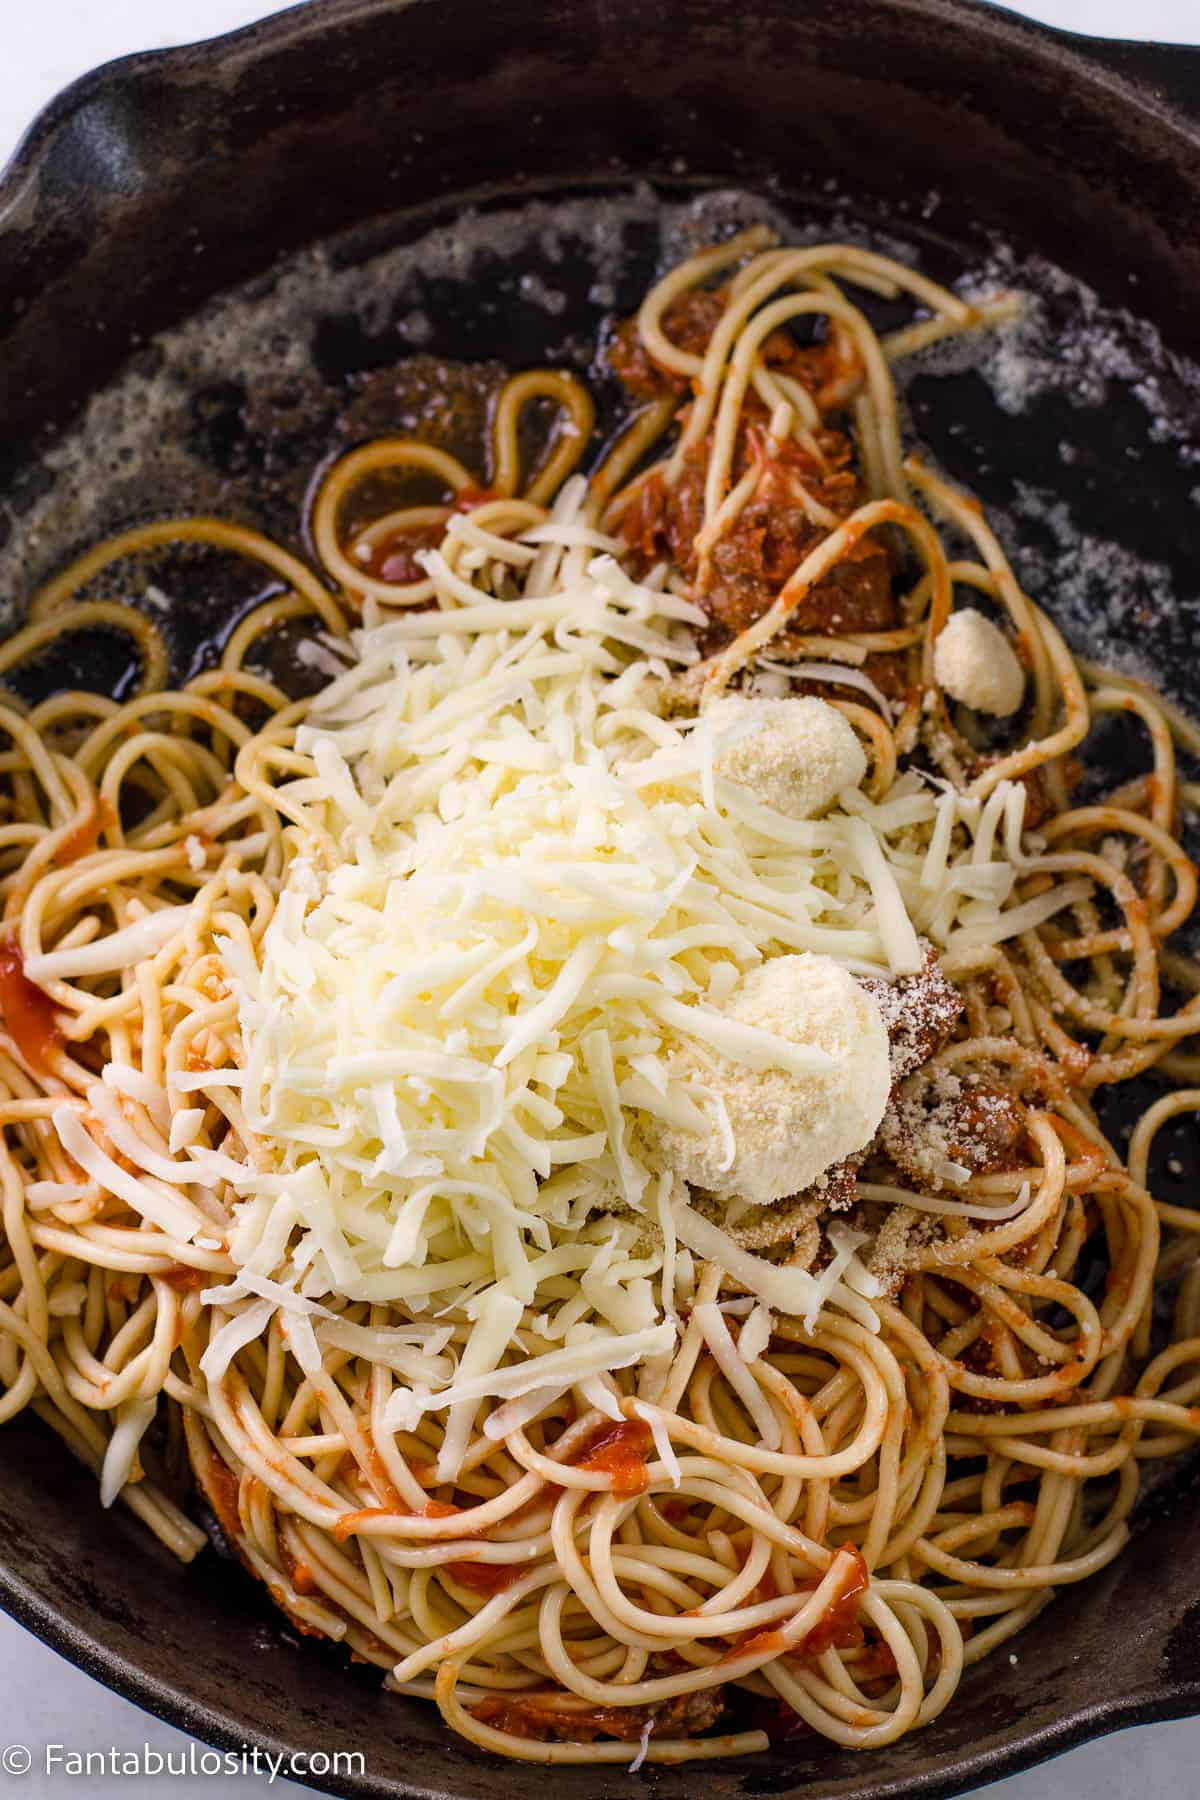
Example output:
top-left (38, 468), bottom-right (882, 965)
top-left (331, 1496), bottom-right (461, 1540)
top-left (609, 278), bottom-right (894, 660)
top-left (728, 1627), bottom-right (788, 1663)
top-left (724, 1548), bottom-right (869, 1666)
top-left (361, 1443), bottom-right (403, 1509)
top-left (800, 1549), bottom-right (869, 1656)
top-left (278, 1538), bottom-right (319, 1596)
top-left (202, 1450), bottom-right (243, 1544)
top-left (159, 1264), bottom-right (208, 1292)
top-left (420, 1497), bottom-right (462, 1519)
top-left (445, 1558), bottom-right (526, 1595)
top-left (569, 1418), bottom-right (654, 1496)
top-left (0, 942), bottom-right (62, 1072)
top-left (53, 795), bottom-right (115, 865)
top-left (470, 1695), bottom-right (654, 1744)
top-left (357, 485), bottom-right (502, 585)
top-left (753, 1568), bottom-right (780, 1604)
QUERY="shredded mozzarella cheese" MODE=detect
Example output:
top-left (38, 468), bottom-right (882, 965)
top-left (54, 491), bottom-right (1047, 1468)
top-left (27, 907), bottom-right (191, 983)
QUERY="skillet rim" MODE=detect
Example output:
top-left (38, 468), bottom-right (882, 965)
top-left (1, 1), bottom-right (1199, 1795)
top-left (2, 0), bottom-right (1200, 205)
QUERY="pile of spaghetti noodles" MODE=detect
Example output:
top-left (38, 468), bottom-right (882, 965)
top-left (1, 226), bottom-right (1199, 1766)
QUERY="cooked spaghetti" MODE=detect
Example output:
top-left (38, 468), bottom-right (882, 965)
top-left (2, 226), bottom-right (1199, 1766)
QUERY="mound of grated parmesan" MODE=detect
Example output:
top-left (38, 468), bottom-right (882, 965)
top-left (703, 693), bottom-right (868, 818)
top-left (933, 608), bottom-right (1026, 718)
top-left (637, 953), bottom-right (890, 1204)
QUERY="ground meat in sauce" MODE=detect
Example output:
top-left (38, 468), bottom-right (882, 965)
top-left (946, 1085), bottom-right (1027, 1173)
top-left (609, 286), bottom-right (892, 648)
top-left (880, 1073), bottom-right (1027, 1191)
top-left (806, 1159), bottom-right (859, 1214)
top-left (607, 287), bottom-right (859, 413)
top-left (967, 754), bottom-right (1082, 833)
top-left (621, 420), bottom-right (894, 646)
top-left (955, 1321), bottom-right (1044, 1400)
top-left (607, 289), bottom-right (728, 400)
top-left (859, 949), bottom-right (965, 1088)
top-left (780, 648), bottom-right (912, 710)
top-left (471, 1685), bottom-right (726, 1744)
top-left (724, 1192), bottom-right (823, 1255)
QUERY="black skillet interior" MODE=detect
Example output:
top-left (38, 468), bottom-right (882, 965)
top-left (2, 1), bottom-right (1200, 1797)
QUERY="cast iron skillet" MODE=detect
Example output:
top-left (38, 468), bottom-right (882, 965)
top-left (1, 2), bottom-right (1200, 1796)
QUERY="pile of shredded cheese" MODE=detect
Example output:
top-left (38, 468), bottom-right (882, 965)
top-left (72, 483), bottom-right (1087, 1476)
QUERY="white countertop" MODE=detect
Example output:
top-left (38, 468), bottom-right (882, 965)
top-left (1, 1), bottom-right (1198, 1795)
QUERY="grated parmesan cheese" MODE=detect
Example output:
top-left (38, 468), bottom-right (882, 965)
top-left (933, 609), bottom-right (1025, 718)
top-left (637, 955), bottom-right (889, 1205)
top-left (703, 693), bottom-right (868, 818)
